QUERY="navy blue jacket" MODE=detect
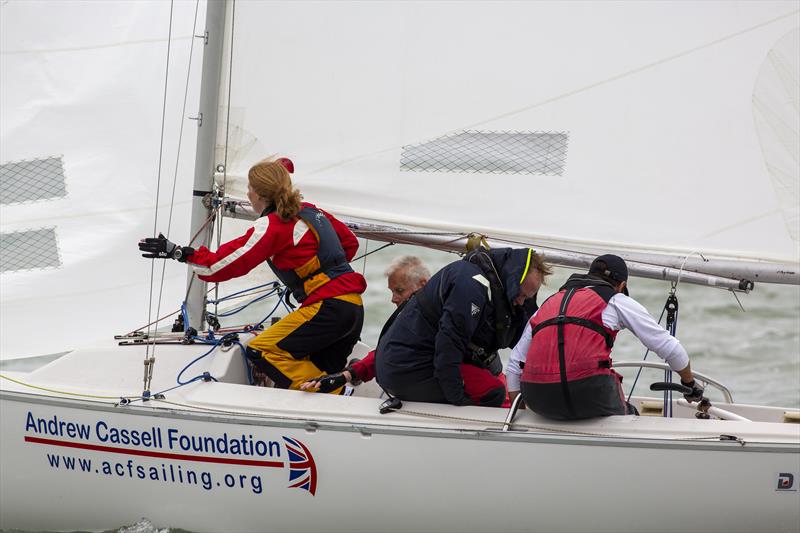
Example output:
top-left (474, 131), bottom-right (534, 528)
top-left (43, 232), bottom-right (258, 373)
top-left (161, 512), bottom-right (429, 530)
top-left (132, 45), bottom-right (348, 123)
top-left (375, 248), bottom-right (538, 405)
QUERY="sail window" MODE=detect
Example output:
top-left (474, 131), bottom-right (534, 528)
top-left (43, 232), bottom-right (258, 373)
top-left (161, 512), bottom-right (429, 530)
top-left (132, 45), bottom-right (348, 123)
top-left (0, 228), bottom-right (62, 273)
top-left (400, 130), bottom-right (569, 175)
top-left (0, 156), bottom-right (67, 205)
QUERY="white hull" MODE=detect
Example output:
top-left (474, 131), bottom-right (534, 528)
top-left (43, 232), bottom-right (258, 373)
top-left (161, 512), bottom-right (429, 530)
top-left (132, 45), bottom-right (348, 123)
top-left (1, 343), bottom-right (798, 532)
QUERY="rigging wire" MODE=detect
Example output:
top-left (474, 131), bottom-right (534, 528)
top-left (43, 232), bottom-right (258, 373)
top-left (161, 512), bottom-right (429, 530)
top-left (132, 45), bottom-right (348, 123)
top-left (141, 1), bottom-right (204, 398)
top-left (360, 239), bottom-right (369, 274)
top-left (164, 0), bottom-right (201, 241)
top-left (351, 241), bottom-right (395, 263)
top-left (154, 0), bottom-right (202, 333)
top-left (625, 250), bottom-right (704, 405)
top-left (143, 0), bottom-right (176, 398)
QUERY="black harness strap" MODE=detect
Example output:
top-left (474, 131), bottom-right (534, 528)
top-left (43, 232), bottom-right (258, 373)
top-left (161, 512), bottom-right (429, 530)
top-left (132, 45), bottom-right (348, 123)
top-left (530, 316), bottom-right (615, 349)
top-left (529, 282), bottom-right (618, 418)
top-left (557, 288), bottom-right (577, 418)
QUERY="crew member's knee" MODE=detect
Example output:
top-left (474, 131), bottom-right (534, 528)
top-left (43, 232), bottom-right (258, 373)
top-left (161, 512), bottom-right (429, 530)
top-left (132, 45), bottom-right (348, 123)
top-left (245, 346), bottom-right (262, 361)
top-left (248, 334), bottom-right (279, 355)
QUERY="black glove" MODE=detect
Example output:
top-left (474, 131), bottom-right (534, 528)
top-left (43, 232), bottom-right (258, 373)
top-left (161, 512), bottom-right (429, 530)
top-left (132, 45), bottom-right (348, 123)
top-left (139, 233), bottom-right (194, 262)
top-left (681, 379), bottom-right (705, 403)
top-left (307, 371), bottom-right (349, 393)
top-left (344, 364), bottom-right (362, 386)
top-left (486, 353), bottom-right (503, 376)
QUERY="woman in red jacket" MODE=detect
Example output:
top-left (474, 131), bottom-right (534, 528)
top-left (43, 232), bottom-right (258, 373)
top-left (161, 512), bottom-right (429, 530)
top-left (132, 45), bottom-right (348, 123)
top-left (139, 158), bottom-right (367, 392)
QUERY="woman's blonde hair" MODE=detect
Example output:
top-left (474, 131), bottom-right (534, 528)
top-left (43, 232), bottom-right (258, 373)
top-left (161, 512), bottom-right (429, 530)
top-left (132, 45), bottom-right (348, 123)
top-left (248, 158), bottom-right (302, 220)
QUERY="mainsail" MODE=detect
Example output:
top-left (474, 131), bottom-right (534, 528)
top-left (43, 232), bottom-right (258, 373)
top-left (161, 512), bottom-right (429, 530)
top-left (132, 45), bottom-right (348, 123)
top-left (2, 1), bottom-right (799, 358)
top-left (0, 1), bottom-right (202, 358)
top-left (214, 1), bottom-right (799, 284)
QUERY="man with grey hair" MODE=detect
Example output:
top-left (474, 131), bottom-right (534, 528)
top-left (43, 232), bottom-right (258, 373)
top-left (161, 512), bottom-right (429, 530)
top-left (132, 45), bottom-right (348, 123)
top-left (301, 255), bottom-right (430, 391)
top-left (385, 255), bottom-right (431, 307)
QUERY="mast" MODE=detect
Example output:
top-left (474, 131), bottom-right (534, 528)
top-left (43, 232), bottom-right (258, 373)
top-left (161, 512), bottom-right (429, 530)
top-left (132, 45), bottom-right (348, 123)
top-left (185, 0), bottom-right (227, 331)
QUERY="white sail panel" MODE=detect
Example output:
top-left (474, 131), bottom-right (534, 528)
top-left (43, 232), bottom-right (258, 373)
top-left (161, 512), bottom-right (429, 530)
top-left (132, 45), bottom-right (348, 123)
top-left (0, 1), bottom-right (203, 358)
top-left (216, 1), bottom-right (799, 272)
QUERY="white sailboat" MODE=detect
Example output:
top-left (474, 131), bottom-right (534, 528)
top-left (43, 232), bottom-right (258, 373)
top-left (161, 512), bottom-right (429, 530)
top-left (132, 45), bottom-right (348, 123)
top-left (1, 1), bottom-right (799, 532)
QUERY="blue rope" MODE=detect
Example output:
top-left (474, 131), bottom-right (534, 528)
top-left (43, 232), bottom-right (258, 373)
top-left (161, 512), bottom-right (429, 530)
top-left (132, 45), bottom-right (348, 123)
top-left (158, 374), bottom-right (213, 396)
top-left (279, 287), bottom-right (294, 313)
top-left (251, 289), bottom-right (291, 329)
top-left (181, 303), bottom-right (190, 334)
top-left (125, 373), bottom-right (214, 405)
top-left (207, 281), bottom-right (280, 305)
top-left (211, 290), bottom-right (279, 317)
top-left (164, 282), bottom-right (291, 392)
top-left (176, 343), bottom-right (220, 385)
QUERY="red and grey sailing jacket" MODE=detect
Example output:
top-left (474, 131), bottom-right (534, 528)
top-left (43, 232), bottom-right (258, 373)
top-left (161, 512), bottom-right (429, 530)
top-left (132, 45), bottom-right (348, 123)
top-left (266, 204), bottom-right (357, 303)
top-left (188, 202), bottom-right (366, 306)
top-left (521, 274), bottom-right (620, 386)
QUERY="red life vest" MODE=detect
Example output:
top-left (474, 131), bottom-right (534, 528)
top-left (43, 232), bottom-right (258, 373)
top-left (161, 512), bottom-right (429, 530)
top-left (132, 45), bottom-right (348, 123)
top-left (521, 276), bottom-right (620, 386)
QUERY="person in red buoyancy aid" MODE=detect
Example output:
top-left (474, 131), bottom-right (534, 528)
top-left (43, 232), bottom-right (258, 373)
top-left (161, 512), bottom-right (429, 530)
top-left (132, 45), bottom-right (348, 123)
top-left (138, 157), bottom-right (367, 393)
top-left (300, 255), bottom-right (516, 407)
top-left (506, 254), bottom-right (704, 420)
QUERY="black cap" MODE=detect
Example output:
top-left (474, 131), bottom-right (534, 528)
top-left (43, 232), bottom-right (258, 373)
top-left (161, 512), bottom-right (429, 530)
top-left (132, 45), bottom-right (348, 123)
top-left (589, 254), bottom-right (629, 295)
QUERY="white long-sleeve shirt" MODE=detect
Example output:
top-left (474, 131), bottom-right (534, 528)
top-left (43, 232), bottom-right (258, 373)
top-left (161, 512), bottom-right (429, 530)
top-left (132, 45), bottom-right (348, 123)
top-left (506, 293), bottom-right (689, 392)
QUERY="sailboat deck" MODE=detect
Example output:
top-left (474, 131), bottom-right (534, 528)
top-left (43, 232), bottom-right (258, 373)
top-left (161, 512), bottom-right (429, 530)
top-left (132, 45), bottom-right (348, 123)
top-left (3, 341), bottom-right (798, 447)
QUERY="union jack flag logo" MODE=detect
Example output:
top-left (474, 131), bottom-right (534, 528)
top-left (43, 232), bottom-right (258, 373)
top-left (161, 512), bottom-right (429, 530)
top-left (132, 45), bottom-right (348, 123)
top-left (283, 436), bottom-right (317, 495)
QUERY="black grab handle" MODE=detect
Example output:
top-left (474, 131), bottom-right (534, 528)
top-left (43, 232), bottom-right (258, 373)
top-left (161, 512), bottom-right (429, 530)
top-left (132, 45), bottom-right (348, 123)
top-left (650, 382), bottom-right (692, 395)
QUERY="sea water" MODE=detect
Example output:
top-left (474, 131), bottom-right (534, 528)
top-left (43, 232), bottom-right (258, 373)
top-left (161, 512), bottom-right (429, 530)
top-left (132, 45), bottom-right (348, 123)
top-left (1, 241), bottom-right (798, 533)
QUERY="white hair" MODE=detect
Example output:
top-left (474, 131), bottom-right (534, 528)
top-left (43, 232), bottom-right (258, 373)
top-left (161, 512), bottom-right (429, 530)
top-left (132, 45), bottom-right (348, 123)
top-left (384, 255), bottom-right (430, 284)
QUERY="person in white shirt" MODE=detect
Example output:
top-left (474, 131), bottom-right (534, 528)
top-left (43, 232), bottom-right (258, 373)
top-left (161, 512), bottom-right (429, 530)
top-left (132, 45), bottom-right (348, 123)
top-left (505, 254), bottom-right (703, 420)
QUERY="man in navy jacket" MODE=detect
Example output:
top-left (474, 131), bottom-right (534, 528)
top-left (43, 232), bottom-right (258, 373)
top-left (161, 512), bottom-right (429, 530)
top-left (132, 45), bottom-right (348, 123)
top-left (375, 247), bottom-right (551, 406)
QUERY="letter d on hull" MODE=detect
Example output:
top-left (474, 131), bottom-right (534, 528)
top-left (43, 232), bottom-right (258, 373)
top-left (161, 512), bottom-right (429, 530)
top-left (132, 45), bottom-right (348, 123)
top-left (777, 473), bottom-right (795, 491)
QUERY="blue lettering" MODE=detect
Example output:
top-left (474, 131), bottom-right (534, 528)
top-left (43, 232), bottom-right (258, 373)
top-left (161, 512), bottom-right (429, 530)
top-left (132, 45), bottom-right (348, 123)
top-left (96, 421), bottom-right (109, 442)
top-left (167, 428), bottom-right (179, 450)
top-left (251, 475), bottom-right (263, 494)
top-left (25, 412), bottom-right (36, 432)
top-left (76, 421), bottom-right (91, 440)
top-left (269, 440), bottom-right (281, 458)
top-left (25, 412), bottom-right (90, 439)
